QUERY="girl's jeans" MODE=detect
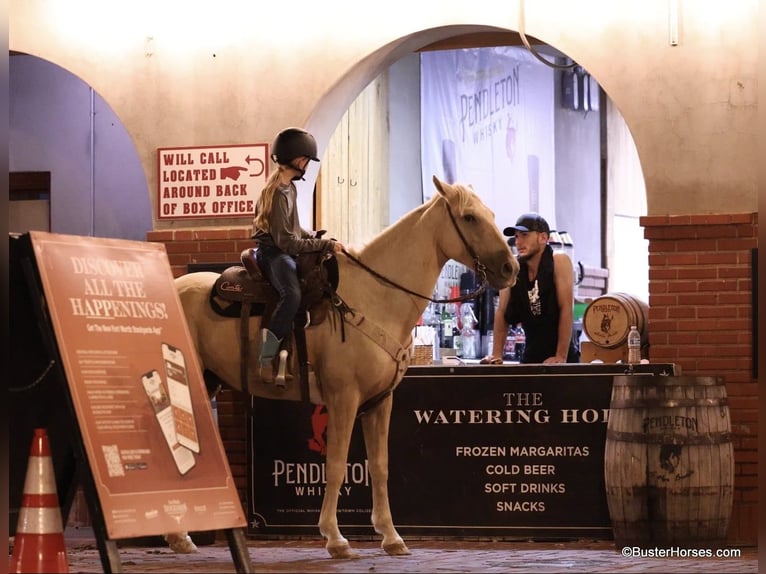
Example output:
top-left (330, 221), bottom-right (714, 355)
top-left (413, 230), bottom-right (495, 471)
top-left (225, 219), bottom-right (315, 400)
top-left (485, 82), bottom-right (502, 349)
top-left (255, 246), bottom-right (300, 340)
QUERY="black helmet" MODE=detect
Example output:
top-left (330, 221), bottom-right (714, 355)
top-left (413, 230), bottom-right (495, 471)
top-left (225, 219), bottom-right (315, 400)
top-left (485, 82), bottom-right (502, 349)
top-left (271, 127), bottom-right (319, 165)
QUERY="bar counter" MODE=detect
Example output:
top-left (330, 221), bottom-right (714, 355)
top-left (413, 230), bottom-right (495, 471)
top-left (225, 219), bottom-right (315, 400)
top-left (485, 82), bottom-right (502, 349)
top-left (247, 362), bottom-right (679, 540)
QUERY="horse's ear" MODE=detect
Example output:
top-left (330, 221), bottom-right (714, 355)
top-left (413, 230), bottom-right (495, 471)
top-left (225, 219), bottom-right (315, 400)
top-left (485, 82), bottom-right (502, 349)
top-left (432, 175), bottom-right (451, 199)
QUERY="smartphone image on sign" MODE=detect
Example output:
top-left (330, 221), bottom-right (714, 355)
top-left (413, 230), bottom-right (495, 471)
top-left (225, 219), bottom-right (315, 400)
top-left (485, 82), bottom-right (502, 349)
top-left (141, 370), bottom-right (196, 475)
top-left (161, 343), bottom-right (200, 453)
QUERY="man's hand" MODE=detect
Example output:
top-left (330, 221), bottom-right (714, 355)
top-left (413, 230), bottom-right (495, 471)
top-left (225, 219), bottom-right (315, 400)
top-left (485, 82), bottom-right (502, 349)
top-left (480, 355), bottom-right (503, 365)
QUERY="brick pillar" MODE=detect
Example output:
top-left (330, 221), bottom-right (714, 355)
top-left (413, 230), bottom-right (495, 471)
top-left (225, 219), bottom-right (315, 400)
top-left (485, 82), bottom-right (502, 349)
top-left (147, 227), bottom-right (252, 278)
top-left (640, 212), bottom-right (758, 545)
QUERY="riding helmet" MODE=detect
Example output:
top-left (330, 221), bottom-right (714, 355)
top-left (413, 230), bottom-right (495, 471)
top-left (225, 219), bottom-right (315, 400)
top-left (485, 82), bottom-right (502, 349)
top-left (271, 127), bottom-right (319, 165)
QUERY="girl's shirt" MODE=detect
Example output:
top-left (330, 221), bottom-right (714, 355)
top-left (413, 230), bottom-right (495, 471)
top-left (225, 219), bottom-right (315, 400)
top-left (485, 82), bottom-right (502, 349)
top-left (252, 183), bottom-right (332, 255)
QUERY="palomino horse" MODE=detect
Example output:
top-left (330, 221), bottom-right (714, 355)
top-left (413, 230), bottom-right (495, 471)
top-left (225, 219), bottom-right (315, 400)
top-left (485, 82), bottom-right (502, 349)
top-left (173, 176), bottom-right (518, 558)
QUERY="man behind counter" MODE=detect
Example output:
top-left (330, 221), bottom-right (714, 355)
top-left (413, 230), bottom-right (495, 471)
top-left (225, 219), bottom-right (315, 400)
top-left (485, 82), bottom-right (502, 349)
top-left (481, 213), bottom-right (579, 365)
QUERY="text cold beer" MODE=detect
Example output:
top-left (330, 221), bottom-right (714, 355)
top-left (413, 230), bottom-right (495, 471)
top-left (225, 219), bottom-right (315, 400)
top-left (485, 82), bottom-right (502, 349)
top-left (485, 464), bottom-right (556, 475)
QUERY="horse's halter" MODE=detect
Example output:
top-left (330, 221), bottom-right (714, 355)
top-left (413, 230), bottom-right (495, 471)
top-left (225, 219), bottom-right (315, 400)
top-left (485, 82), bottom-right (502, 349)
top-left (341, 197), bottom-right (489, 305)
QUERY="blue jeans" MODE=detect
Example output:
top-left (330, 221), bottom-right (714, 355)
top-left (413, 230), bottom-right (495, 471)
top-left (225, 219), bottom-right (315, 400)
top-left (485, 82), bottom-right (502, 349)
top-left (255, 246), bottom-right (301, 340)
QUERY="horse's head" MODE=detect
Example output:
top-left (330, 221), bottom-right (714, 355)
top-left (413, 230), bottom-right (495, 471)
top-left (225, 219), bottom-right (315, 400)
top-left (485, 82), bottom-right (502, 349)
top-left (431, 175), bottom-right (519, 290)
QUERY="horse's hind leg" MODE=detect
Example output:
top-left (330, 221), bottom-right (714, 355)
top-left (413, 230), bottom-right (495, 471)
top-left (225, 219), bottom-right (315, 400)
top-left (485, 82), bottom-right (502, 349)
top-left (360, 394), bottom-right (410, 556)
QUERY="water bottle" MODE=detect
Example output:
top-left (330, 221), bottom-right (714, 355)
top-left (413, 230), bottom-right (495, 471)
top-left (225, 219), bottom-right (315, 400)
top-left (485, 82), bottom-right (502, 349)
top-left (627, 325), bottom-right (641, 364)
top-left (514, 325), bottom-right (526, 362)
top-left (503, 330), bottom-right (516, 361)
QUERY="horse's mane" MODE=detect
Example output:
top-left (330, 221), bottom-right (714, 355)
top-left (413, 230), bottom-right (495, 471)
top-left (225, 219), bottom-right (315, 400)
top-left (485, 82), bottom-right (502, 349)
top-left (346, 182), bottom-right (474, 258)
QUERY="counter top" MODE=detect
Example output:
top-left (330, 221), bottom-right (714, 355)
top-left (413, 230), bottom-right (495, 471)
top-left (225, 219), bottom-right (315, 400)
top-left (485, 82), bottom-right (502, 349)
top-left (404, 362), bottom-right (679, 377)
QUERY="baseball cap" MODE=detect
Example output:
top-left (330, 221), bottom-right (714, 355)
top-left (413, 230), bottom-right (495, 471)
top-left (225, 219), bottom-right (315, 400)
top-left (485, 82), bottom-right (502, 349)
top-left (503, 213), bottom-right (550, 235)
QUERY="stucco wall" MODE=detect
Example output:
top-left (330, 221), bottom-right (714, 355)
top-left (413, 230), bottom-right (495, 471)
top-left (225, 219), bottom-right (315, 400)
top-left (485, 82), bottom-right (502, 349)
top-left (9, 0), bottom-right (758, 226)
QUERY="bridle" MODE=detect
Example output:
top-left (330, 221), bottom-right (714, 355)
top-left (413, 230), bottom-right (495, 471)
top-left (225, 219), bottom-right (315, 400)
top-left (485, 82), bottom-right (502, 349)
top-left (340, 197), bottom-right (489, 304)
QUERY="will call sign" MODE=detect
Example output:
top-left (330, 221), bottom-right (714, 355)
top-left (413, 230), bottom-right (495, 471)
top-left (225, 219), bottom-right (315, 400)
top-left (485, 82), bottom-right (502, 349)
top-left (157, 144), bottom-right (269, 219)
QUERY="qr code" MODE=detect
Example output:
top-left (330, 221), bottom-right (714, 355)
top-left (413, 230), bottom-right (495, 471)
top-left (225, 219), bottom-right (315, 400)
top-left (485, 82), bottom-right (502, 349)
top-left (102, 444), bottom-right (125, 477)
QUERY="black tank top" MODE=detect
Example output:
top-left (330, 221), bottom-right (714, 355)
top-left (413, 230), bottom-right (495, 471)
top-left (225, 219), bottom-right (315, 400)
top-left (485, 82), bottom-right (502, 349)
top-left (504, 245), bottom-right (577, 363)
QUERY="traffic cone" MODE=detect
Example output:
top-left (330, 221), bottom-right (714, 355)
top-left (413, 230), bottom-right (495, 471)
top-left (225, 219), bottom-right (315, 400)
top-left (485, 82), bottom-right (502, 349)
top-left (10, 428), bottom-right (69, 573)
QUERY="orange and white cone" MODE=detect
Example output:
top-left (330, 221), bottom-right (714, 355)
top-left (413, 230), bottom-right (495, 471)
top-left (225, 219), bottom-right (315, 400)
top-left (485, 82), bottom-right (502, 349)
top-left (10, 428), bottom-right (69, 573)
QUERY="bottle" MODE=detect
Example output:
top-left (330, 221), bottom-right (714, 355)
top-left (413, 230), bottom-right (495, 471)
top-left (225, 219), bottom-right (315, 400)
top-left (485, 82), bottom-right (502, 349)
top-left (440, 304), bottom-right (454, 349)
top-left (460, 303), bottom-right (477, 359)
top-left (422, 301), bottom-right (441, 361)
top-left (627, 325), bottom-right (641, 364)
top-left (503, 329), bottom-right (516, 361)
top-left (452, 326), bottom-right (462, 356)
top-left (514, 325), bottom-right (526, 363)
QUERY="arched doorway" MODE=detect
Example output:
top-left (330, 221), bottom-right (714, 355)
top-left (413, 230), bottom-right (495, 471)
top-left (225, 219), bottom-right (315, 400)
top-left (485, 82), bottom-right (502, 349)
top-left (9, 53), bottom-right (152, 241)
top-left (310, 29), bottom-right (648, 302)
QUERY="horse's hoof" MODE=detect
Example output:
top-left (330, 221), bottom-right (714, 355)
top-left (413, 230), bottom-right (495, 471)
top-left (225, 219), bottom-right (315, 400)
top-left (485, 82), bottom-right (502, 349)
top-left (164, 533), bottom-right (198, 554)
top-left (327, 542), bottom-right (357, 559)
top-left (383, 540), bottom-right (411, 556)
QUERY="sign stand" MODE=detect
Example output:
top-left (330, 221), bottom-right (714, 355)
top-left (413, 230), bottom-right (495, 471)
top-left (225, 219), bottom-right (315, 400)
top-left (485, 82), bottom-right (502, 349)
top-left (10, 232), bottom-right (254, 573)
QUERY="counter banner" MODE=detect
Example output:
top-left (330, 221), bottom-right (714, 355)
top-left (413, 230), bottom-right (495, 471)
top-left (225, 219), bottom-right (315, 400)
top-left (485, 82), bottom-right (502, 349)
top-left (249, 400), bottom-right (372, 535)
top-left (27, 231), bottom-right (247, 539)
top-left (248, 365), bottom-right (675, 538)
top-left (387, 370), bottom-right (612, 536)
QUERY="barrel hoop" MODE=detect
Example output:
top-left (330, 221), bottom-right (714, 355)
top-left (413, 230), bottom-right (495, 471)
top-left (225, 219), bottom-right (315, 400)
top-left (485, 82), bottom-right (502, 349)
top-left (612, 376), bottom-right (723, 387)
top-left (646, 485), bottom-right (734, 496)
top-left (606, 429), bottom-right (733, 445)
top-left (609, 397), bottom-right (729, 409)
top-left (606, 485), bottom-right (732, 496)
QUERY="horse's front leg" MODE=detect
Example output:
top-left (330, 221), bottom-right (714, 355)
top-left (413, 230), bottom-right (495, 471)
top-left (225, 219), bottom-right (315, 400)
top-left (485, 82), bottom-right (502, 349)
top-left (319, 399), bottom-right (358, 559)
top-left (360, 393), bottom-right (410, 556)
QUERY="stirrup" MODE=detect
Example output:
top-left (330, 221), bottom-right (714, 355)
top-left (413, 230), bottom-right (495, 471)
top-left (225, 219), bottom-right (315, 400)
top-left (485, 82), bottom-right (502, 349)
top-left (274, 350), bottom-right (289, 388)
top-left (258, 329), bottom-right (282, 367)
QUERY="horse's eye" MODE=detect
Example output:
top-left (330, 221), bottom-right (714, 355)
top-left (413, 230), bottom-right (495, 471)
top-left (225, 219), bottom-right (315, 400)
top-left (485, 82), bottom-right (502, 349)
top-left (463, 214), bottom-right (475, 223)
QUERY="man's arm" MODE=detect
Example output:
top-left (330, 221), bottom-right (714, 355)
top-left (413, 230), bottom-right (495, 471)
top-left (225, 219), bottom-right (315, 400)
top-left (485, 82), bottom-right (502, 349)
top-left (546, 251), bottom-right (575, 364)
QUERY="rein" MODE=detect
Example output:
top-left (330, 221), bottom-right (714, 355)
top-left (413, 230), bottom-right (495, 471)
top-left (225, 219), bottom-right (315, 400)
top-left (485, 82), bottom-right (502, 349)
top-left (340, 199), bottom-right (488, 304)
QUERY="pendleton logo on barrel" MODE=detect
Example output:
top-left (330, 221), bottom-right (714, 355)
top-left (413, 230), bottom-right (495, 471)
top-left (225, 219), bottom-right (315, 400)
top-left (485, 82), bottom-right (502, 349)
top-left (582, 292), bottom-right (648, 349)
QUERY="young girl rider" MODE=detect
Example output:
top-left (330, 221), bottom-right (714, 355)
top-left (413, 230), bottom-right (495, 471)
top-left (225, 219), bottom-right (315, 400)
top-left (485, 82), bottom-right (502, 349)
top-left (251, 127), bottom-right (344, 366)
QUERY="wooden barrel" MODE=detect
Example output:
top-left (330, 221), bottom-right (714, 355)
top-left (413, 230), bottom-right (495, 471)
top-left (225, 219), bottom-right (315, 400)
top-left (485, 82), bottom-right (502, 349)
top-left (583, 292), bottom-right (648, 348)
top-left (604, 375), bottom-right (734, 548)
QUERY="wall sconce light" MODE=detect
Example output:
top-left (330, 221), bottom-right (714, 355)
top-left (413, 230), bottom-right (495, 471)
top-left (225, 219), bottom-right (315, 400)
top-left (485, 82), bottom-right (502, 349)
top-left (668, 0), bottom-right (680, 46)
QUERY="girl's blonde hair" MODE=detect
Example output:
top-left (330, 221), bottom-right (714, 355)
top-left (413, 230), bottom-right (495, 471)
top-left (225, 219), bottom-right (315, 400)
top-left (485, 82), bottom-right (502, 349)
top-left (253, 165), bottom-right (287, 233)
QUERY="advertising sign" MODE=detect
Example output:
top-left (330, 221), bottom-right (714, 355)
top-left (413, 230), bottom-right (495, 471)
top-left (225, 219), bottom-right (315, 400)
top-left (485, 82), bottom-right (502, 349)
top-left (421, 46), bottom-right (556, 229)
top-left (157, 144), bottom-right (269, 219)
top-left (29, 231), bottom-right (246, 539)
top-left (249, 364), bottom-right (676, 539)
